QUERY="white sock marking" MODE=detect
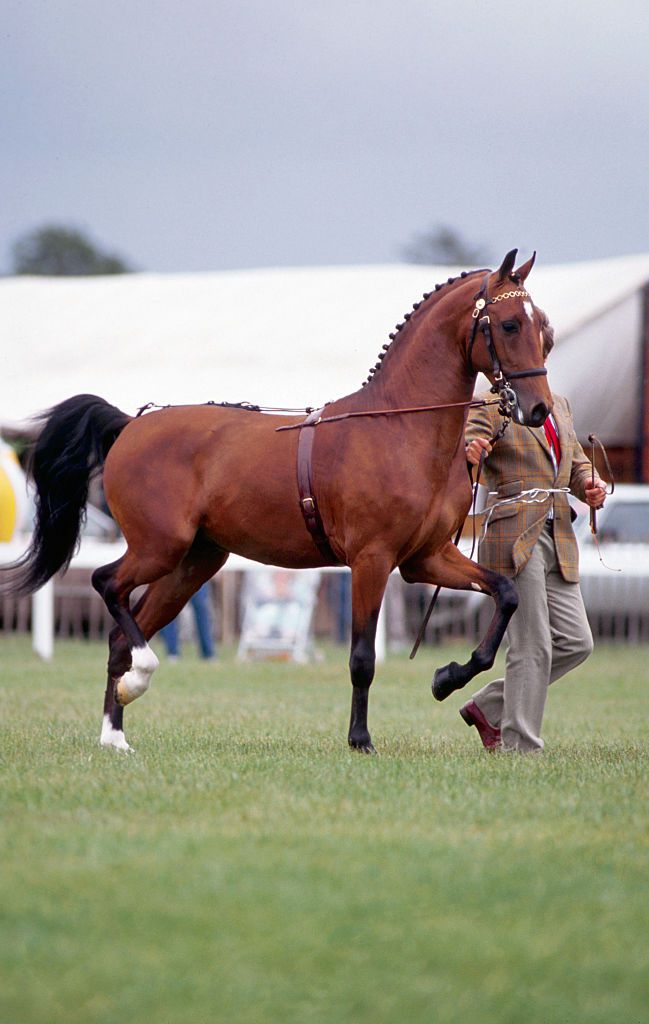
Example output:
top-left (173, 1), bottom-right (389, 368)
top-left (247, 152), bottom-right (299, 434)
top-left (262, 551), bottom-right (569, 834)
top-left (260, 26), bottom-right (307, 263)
top-left (100, 714), bottom-right (133, 752)
top-left (116, 643), bottom-right (159, 705)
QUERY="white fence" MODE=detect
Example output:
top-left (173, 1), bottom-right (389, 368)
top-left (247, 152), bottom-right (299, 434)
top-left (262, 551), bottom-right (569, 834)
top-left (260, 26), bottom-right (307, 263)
top-left (0, 536), bottom-right (387, 662)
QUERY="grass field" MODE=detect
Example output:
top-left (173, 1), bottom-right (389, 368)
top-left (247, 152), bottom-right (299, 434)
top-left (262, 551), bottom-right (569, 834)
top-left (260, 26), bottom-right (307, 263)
top-left (1, 635), bottom-right (648, 1024)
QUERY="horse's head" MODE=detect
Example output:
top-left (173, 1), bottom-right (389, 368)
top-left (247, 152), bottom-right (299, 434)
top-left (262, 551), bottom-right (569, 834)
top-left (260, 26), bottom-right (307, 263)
top-left (465, 249), bottom-right (553, 426)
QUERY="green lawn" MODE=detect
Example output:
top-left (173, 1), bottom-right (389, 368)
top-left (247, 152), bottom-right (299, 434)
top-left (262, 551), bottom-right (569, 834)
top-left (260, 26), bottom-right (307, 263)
top-left (1, 636), bottom-right (647, 1024)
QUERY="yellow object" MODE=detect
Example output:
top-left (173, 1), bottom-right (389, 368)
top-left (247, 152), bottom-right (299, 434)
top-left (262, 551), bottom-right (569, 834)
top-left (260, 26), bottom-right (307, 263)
top-left (0, 466), bottom-right (17, 541)
top-left (0, 444), bottom-right (27, 542)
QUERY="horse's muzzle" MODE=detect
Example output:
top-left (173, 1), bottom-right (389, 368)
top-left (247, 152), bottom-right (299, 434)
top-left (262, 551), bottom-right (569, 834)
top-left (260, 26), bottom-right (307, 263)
top-left (527, 402), bottom-right (550, 427)
top-left (512, 399), bottom-right (549, 427)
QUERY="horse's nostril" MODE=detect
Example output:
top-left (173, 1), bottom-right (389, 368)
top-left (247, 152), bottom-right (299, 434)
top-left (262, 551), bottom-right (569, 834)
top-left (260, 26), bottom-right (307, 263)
top-left (529, 403), bottom-right (548, 427)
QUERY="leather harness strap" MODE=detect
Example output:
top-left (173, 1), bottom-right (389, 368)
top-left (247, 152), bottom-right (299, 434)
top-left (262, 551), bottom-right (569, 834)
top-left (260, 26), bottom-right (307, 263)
top-left (296, 408), bottom-right (342, 565)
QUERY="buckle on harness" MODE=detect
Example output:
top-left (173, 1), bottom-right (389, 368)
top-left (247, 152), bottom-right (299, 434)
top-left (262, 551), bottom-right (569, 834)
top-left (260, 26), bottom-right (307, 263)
top-left (497, 385), bottom-right (517, 418)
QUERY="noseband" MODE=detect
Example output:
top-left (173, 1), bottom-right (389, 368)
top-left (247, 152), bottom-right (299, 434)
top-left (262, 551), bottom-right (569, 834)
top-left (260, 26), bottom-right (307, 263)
top-left (466, 272), bottom-right (547, 415)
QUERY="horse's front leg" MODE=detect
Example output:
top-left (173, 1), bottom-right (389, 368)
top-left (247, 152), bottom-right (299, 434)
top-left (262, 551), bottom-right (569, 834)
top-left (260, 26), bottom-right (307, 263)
top-left (348, 552), bottom-right (392, 753)
top-left (401, 542), bottom-right (518, 701)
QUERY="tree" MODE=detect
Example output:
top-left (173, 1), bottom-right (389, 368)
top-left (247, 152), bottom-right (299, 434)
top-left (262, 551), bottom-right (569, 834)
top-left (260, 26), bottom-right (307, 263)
top-left (401, 224), bottom-right (490, 267)
top-left (11, 225), bottom-right (133, 276)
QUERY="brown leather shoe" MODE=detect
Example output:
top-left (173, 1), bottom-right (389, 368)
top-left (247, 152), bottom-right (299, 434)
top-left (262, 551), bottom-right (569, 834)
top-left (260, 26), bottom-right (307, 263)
top-left (460, 700), bottom-right (501, 749)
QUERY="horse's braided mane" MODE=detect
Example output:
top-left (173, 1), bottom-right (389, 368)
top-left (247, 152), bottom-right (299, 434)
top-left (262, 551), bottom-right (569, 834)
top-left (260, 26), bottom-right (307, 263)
top-left (361, 267), bottom-right (487, 387)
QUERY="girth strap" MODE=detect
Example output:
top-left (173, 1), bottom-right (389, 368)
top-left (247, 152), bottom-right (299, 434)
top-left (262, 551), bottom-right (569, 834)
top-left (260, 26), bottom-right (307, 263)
top-left (296, 409), bottom-right (342, 565)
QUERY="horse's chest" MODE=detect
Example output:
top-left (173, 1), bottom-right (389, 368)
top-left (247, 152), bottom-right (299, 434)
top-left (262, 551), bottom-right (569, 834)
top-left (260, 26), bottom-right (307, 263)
top-left (405, 470), bottom-right (472, 550)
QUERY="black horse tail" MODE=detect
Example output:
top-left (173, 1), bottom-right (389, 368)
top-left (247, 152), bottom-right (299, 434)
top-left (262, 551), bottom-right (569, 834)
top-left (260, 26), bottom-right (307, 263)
top-left (2, 394), bottom-right (131, 596)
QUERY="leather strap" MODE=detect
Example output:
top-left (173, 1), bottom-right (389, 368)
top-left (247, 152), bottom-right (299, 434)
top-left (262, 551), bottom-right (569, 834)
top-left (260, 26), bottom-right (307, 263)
top-left (466, 272), bottom-right (547, 385)
top-left (296, 408), bottom-right (342, 565)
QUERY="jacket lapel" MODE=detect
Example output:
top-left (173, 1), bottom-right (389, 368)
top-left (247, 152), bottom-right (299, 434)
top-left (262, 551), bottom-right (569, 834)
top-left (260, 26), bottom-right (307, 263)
top-left (527, 424), bottom-right (554, 464)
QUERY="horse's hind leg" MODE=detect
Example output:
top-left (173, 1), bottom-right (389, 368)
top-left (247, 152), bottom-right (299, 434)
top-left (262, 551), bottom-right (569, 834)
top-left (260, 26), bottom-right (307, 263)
top-left (347, 552), bottom-right (392, 753)
top-left (96, 542), bottom-right (228, 750)
top-left (400, 542), bottom-right (518, 702)
top-left (100, 624), bottom-right (136, 751)
top-left (133, 543), bottom-right (228, 649)
top-left (93, 552), bottom-right (164, 711)
top-left (93, 546), bottom-right (186, 750)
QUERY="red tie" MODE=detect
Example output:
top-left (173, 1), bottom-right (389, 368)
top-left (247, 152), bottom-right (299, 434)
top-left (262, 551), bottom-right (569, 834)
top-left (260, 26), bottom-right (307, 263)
top-left (543, 416), bottom-right (561, 465)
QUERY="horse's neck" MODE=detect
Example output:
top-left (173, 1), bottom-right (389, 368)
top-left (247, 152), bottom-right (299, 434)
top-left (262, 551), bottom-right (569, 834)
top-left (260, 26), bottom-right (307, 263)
top-left (358, 318), bottom-right (474, 412)
top-left (326, 305), bottom-right (476, 467)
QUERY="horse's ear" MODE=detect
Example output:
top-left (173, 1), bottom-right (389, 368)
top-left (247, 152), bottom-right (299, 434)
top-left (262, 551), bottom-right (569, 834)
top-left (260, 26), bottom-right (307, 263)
top-left (513, 251), bottom-right (536, 282)
top-left (496, 249), bottom-right (518, 282)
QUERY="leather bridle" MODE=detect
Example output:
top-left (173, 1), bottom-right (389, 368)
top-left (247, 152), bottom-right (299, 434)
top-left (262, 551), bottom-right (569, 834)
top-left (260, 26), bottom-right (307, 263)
top-left (466, 272), bottom-right (548, 419)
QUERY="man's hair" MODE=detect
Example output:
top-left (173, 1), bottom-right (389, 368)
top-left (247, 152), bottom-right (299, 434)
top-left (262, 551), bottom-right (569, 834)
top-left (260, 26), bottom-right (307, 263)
top-left (539, 310), bottom-right (555, 359)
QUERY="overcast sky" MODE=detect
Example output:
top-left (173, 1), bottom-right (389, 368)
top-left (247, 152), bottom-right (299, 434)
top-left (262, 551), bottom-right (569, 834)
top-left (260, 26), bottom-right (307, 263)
top-left (2, 0), bottom-right (648, 274)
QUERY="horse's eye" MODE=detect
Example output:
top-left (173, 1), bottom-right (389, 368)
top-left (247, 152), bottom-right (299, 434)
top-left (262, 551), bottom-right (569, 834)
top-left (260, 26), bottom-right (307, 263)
top-left (501, 320), bottom-right (519, 335)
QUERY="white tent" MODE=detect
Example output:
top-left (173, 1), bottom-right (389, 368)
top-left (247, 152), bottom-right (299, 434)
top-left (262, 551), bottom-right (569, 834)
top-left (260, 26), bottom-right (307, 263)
top-left (3, 254), bottom-right (649, 445)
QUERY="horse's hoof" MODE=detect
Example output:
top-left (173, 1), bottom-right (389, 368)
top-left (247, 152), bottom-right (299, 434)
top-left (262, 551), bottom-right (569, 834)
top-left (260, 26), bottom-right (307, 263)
top-left (101, 740), bottom-right (134, 754)
top-left (100, 716), bottom-right (134, 752)
top-left (432, 661), bottom-right (464, 702)
top-left (348, 737), bottom-right (377, 755)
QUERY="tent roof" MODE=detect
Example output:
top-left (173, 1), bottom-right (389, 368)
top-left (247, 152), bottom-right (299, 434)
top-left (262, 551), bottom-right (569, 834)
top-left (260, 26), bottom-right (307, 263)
top-left (3, 253), bottom-right (649, 443)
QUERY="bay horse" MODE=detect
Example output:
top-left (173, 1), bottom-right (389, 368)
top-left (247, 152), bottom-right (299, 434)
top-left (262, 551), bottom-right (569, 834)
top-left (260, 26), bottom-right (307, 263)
top-left (2, 250), bottom-right (552, 753)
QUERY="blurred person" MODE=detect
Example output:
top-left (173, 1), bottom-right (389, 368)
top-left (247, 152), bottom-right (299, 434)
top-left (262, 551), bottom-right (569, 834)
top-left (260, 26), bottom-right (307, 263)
top-left (159, 581), bottom-right (216, 660)
top-left (461, 323), bottom-right (606, 752)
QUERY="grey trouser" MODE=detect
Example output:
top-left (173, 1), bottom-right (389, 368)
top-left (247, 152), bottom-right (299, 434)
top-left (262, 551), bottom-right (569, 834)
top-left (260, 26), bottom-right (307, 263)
top-left (471, 523), bottom-right (594, 752)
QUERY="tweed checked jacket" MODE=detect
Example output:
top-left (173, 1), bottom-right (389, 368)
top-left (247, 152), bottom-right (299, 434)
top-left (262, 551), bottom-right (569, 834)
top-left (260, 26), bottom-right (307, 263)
top-left (466, 393), bottom-right (592, 582)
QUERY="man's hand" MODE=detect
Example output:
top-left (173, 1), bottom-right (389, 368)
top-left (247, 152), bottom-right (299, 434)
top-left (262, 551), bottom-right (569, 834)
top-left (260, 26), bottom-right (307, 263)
top-left (466, 437), bottom-right (492, 466)
top-left (584, 477), bottom-right (606, 509)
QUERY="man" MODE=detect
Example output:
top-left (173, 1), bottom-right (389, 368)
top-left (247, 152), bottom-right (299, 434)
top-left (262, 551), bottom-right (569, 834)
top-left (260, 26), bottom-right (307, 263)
top-left (462, 334), bottom-right (606, 752)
